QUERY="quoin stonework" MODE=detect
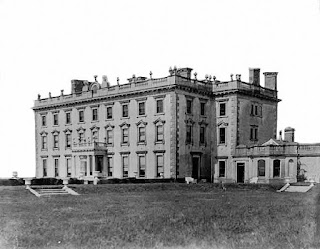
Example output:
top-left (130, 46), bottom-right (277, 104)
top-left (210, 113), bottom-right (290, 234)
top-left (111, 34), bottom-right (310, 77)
top-left (33, 66), bottom-right (320, 183)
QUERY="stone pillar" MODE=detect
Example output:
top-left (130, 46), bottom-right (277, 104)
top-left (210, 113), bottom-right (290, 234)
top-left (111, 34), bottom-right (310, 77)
top-left (93, 155), bottom-right (96, 172)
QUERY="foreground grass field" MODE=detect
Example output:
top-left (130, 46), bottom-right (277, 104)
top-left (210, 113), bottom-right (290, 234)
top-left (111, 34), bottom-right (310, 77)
top-left (0, 183), bottom-right (319, 249)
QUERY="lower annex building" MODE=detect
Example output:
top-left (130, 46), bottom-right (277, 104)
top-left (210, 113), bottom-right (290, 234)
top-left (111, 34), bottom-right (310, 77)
top-left (33, 66), bottom-right (320, 183)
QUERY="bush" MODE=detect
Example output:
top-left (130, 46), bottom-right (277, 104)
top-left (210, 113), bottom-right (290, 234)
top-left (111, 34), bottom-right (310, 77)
top-left (0, 178), bottom-right (24, 186)
top-left (68, 178), bottom-right (84, 184)
top-left (31, 178), bottom-right (62, 186)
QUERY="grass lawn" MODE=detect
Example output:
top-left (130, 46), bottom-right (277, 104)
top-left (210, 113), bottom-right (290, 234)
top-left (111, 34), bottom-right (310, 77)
top-left (0, 183), bottom-right (319, 249)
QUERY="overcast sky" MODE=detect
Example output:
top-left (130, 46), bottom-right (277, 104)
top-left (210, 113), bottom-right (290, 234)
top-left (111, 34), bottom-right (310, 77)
top-left (0, 0), bottom-right (319, 177)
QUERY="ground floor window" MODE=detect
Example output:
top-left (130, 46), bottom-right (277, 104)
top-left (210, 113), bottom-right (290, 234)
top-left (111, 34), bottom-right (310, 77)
top-left (66, 158), bottom-right (71, 177)
top-left (43, 159), bottom-right (47, 177)
top-left (107, 156), bottom-right (113, 177)
top-left (138, 155), bottom-right (146, 177)
top-left (273, 159), bottom-right (280, 177)
top-left (156, 154), bottom-right (164, 177)
top-left (219, 161), bottom-right (226, 177)
top-left (258, 160), bottom-right (265, 177)
top-left (54, 158), bottom-right (59, 177)
top-left (122, 155), bottom-right (129, 177)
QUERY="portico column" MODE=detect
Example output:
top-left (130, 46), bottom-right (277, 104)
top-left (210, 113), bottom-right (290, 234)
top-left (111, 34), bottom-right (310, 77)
top-left (87, 156), bottom-right (90, 176)
top-left (93, 155), bottom-right (96, 172)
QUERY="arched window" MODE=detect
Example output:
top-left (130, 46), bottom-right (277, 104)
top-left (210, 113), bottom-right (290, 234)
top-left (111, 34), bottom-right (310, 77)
top-left (258, 160), bottom-right (265, 177)
top-left (273, 159), bottom-right (281, 177)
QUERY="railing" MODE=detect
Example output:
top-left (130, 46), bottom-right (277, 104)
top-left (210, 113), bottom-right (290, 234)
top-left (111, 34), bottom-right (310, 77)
top-left (235, 144), bottom-right (320, 157)
top-left (73, 141), bottom-right (107, 148)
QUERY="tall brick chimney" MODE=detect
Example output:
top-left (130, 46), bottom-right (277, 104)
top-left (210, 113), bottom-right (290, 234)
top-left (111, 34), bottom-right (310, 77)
top-left (263, 72), bottom-right (278, 90)
top-left (249, 68), bottom-right (260, 86)
top-left (284, 127), bottom-right (295, 142)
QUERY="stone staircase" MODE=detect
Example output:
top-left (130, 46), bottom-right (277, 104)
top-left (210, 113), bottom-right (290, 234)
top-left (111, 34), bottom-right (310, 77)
top-left (27, 186), bottom-right (79, 197)
top-left (284, 185), bottom-right (313, 193)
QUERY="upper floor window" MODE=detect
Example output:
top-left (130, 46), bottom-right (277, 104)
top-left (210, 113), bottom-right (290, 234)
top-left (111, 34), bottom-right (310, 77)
top-left (200, 102), bottom-right (206, 116)
top-left (219, 127), bottom-right (226, 144)
top-left (106, 106), bottom-right (113, 119)
top-left (200, 126), bottom-right (205, 144)
top-left (250, 126), bottom-right (258, 141)
top-left (138, 102), bottom-right (145, 116)
top-left (106, 130), bottom-right (113, 145)
top-left (92, 108), bottom-right (98, 121)
top-left (41, 134), bottom-right (47, 150)
top-left (41, 115), bottom-right (47, 126)
top-left (53, 113), bottom-right (59, 126)
top-left (219, 103), bottom-right (226, 116)
top-left (65, 133), bottom-right (71, 148)
top-left (154, 118), bottom-right (165, 143)
top-left (186, 125), bottom-right (192, 144)
top-left (138, 127), bottom-right (146, 143)
top-left (251, 103), bottom-right (262, 117)
top-left (53, 134), bottom-right (59, 149)
top-left (156, 99), bottom-right (164, 114)
top-left (122, 104), bottom-right (129, 118)
top-left (79, 110), bottom-right (84, 123)
top-left (122, 128), bottom-right (129, 144)
top-left (186, 99), bottom-right (192, 114)
top-left (66, 112), bottom-right (71, 125)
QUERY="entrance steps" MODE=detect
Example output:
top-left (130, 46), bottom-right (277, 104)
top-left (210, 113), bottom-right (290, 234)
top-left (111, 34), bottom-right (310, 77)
top-left (277, 183), bottom-right (314, 193)
top-left (27, 186), bottom-right (79, 197)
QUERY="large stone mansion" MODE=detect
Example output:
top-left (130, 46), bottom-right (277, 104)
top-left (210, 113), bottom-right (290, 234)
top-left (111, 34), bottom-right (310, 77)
top-left (32, 66), bottom-right (320, 183)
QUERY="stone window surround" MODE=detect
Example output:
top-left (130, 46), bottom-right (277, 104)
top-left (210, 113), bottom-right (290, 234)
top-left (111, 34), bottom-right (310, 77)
top-left (154, 118), bottom-right (166, 144)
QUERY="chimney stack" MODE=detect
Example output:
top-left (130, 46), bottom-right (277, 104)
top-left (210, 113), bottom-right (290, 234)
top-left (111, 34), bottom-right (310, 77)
top-left (263, 72), bottom-right (278, 90)
top-left (249, 68), bottom-right (260, 86)
top-left (284, 127), bottom-right (295, 142)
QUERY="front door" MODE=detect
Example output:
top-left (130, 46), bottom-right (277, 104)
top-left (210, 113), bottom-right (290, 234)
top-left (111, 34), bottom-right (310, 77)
top-left (192, 157), bottom-right (200, 179)
top-left (237, 163), bottom-right (245, 183)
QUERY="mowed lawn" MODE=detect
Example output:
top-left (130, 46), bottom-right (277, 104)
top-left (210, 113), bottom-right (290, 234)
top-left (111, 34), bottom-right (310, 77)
top-left (0, 183), bottom-right (319, 249)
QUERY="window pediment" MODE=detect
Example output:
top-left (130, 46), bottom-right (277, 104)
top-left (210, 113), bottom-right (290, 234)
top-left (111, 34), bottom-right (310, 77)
top-left (185, 118), bottom-right (195, 125)
top-left (63, 128), bottom-right (72, 134)
top-left (90, 125), bottom-right (100, 131)
top-left (51, 130), bottom-right (60, 135)
top-left (217, 121), bottom-right (228, 127)
top-left (136, 120), bottom-right (148, 127)
top-left (198, 120), bottom-right (208, 126)
top-left (119, 122), bottom-right (130, 128)
top-left (76, 127), bottom-right (86, 133)
top-left (105, 123), bottom-right (115, 130)
top-left (40, 131), bottom-right (48, 136)
top-left (154, 118), bottom-right (166, 125)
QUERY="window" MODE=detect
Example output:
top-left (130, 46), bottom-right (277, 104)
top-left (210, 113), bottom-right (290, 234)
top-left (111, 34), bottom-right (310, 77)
top-left (156, 154), bottom-right (164, 177)
top-left (54, 158), bottom-right (59, 177)
top-left (79, 110), bottom-right (84, 123)
top-left (186, 99), bottom-right (192, 114)
top-left (106, 130), bottom-right (113, 145)
top-left (66, 158), bottom-right (71, 177)
top-left (92, 130), bottom-right (98, 142)
top-left (251, 103), bottom-right (262, 117)
top-left (138, 155), bottom-right (146, 177)
top-left (138, 102), bottom-right (145, 116)
top-left (122, 155), bottom-right (129, 177)
top-left (200, 126), bottom-right (205, 144)
top-left (273, 159), bottom-right (280, 177)
top-left (53, 134), bottom-right (59, 149)
top-left (122, 128), bottom-right (129, 144)
top-left (79, 132), bottom-right (84, 143)
top-left (156, 99), bottom-right (163, 113)
top-left (53, 113), bottom-right (59, 126)
top-left (92, 108), bottom-right (98, 121)
top-left (156, 125), bottom-right (164, 142)
top-left (43, 159), bottom-right (47, 177)
top-left (106, 106), bottom-right (113, 119)
top-left (250, 126), bottom-right (258, 141)
top-left (219, 161), bottom-right (226, 177)
top-left (219, 103), bottom-right (226, 116)
top-left (66, 112), bottom-right (71, 124)
top-left (65, 134), bottom-right (71, 148)
top-left (138, 127), bottom-right (146, 142)
top-left (186, 125), bottom-right (192, 144)
top-left (122, 104), bottom-right (128, 117)
top-left (258, 160), bottom-right (265, 177)
top-left (41, 135), bottom-right (47, 150)
top-left (200, 102), bottom-right (206, 116)
top-left (219, 127), bottom-right (226, 144)
top-left (107, 156), bottom-right (113, 177)
top-left (41, 115), bottom-right (47, 126)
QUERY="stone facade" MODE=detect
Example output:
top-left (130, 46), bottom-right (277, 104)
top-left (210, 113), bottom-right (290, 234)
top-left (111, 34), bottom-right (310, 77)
top-left (33, 66), bottom-right (287, 182)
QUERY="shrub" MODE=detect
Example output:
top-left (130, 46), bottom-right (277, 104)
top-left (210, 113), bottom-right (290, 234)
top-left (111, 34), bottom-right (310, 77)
top-left (31, 178), bottom-right (62, 186)
top-left (0, 178), bottom-right (24, 186)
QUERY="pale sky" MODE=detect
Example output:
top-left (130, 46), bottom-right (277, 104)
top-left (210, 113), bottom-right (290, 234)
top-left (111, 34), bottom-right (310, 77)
top-left (0, 0), bottom-right (319, 178)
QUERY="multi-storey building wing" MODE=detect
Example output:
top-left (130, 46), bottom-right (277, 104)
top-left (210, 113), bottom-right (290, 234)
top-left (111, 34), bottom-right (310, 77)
top-left (33, 66), bottom-right (282, 183)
